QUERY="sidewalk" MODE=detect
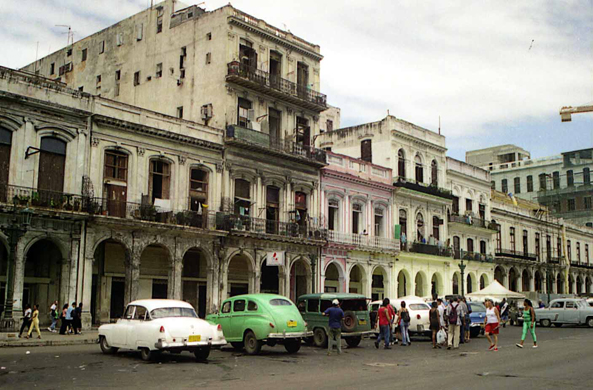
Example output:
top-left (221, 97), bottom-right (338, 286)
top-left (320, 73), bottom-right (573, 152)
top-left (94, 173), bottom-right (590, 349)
top-left (0, 329), bottom-right (98, 348)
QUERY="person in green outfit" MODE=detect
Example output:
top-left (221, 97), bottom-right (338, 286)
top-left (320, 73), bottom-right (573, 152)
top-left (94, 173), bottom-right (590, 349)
top-left (516, 299), bottom-right (537, 349)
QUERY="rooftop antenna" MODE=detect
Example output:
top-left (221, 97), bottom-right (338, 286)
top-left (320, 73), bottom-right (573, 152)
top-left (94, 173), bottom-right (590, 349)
top-left (33, 42), bottom-right (39, 73)
top-left (56, 25), bottom-right (73, 46)
top-left (438, 115), bottom-right (441, 135)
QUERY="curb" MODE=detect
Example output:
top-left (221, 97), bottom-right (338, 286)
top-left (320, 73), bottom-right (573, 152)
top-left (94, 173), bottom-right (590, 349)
top-left (0, 338), bottom-right (98, 348)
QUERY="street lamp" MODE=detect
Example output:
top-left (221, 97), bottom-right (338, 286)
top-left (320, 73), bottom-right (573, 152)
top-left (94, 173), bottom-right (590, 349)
top-left (459, 249), bottom-right (466, 297)
top-left (1, 204), bottom-right (34, 328)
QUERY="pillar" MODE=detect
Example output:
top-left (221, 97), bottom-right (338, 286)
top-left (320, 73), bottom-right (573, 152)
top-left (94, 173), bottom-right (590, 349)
top-left (169, 257), bottom-right (183, 300)
top-left (10, 240), bottom-right (26, 322)
top-left (126, 252), bottom-right (141, 305)
top-left (81, 256), bottom-right (94, 329)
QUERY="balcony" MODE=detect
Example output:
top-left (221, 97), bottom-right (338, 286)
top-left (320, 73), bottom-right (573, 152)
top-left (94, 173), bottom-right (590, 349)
top-left (570, 261), bottom-right (592, 269)
top-left (393, 179), bottom-right (453, 200)
top-left (327, 230), bottom-right (400, 252)
top-left (448, 214), bottom-right (498, 232)
top-left (226, 61), bottom-right (328, 112)
top-left (0, 184), bottom-right (88, 214)
top-left (408, 242), bottom-right (452, 257)
top-left (89, 198), bottom-right (218, 230)
top-left (217, 214), bottom-right (326, 242)
top-left (495, 248), bottom-right (537, 261)
top-left (225, 125), bottom-right (326, 164)
top-left (453, 250), bottom-right (495, 262)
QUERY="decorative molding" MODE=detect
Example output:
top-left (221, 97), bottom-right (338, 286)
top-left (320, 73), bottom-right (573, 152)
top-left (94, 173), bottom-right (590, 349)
top-left (216, 162), bottom-right (223, 173)
top-left (91, 137), bottom-right (100, 147)
top-left (137, 147), bottom-right (145, 156)
top-left (178, 155), bottom-right (187, 165)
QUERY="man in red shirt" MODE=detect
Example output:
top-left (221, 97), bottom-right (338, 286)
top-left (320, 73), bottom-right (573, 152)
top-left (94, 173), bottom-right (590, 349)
top-left (374, 298), bottom-right (393, 349)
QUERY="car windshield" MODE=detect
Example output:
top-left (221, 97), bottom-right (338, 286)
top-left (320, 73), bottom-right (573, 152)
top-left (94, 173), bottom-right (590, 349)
top-left (409, 303), bottom-right (430, 311)
top-left (270, 298), bottom-right (292, 306)
top-left (469, 303), bottom-right (486, 312)
top-left (340, 299), bottom-right (368, 311)
top-left (150, 307), bottom-right (198, 319)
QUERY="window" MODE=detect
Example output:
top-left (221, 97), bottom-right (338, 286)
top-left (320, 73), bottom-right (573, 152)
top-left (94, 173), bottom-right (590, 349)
top-left (328, 199), bottom-right (339, 231)
top-left (467, 238), bottom-right (474, 253)
top-left (361, 140), bottom-right (372, 163)
top-left (180, 46), bottom-right (187, 70)
top-left (465, 198), bottom-right (472, 212)
top-left (566, 301), bottom-right (577, 309)
top-left (221, 301), bottom-right (231, 313)
top-left (535, 233), bottom-right (540, 260)
top-left (479, 204), bottom-right (486, 220)
top-left (176, 106), bottom-right (183, 119)
top-left (526, 175), bottom-right (533, 192)
top-left (584, 168), bottom-right (591, 185)
top-left (567, 198), bottom-right (576, 211)
top-left (237, 98), bottom-right (252, 128)
top-left (114, 70), bottom-right (121, 97)
top-left (38, 137), bottom-right (67, 194)
top-left (374, 208), bottom-right (384, 237)
top-left (491, 181), bottom-right (495, 190)
top-left (552, 171), bottom-right (560, 189)
top-left (414, 155), bottom-right (423, 183)
top-left (398, 149), bottom-right (406, 178)
top-left (307, 299), bottom-right (319, 312)
top-left (134, 71), bottom-right (140, 86)
top-left (149, 159), bottom-right (171, 202)
top-left (96, 75), bottom-right (101, 85)
top-left (539, 174), bottom-right (547, 190)
top-left (116, 32), bottom-right (123, 46)
top-left (124, 305), bottom-right (135, 319)
top-left (567, 240), bottom-right (572, 260)
top-left (78, 86), bottom-right (84, 92)
top-left (416, 213), bottom-right (425, 242)
top-left (431, 160), bottom-right (438, 186)
top-left (557, 237), bottom-right (562, 258)
top-left (50, 63), bottom-right (55, 75)
top-left (157, 15), bottom-right (163, 33)
top-left (326, 120), bottom-right (333, 132)
top-left (133, 306), bottom-right (147, 320)
top-left (399, 209), bottom-right (407, 240)
top-left (585, 197), bottom-right (592, 210)
top-left (99, 40), bottom-right (105, 54)
top-left (247, 301), bottom-right (258, 311)
top-left (480, 240), bottom-right (486, 255)
top-left (265, 186), bottom-right (280, 233)
top-left (514, 177), bottom-right (521, 194)
top-left (432, 216), bottom-right (440, 241)
top-left (567, 170), bottom-right (574, 186)
top-left (233, 300), bottom-right (245, 312)
top-left (270, 299), bottom-right (292, 306)
top-left (156, 63), bottom-right (163, 78)
top-left (510, 227), bottom-right (516, 253)
top-left (296, 61), bottom-right (309, 97)
top-left (452, 196), bottom-right (459, 215)
top-left (546, 235), bottom-right (551, 259)
top-left (501, 179), bottom-right (508, 193)
top-left (523, 229), bottom-right (528, 254)
top-left (206, 32), bottom-right (212, 40)
top-left (577, 242), bottom-right (581, 261)
top-left (352, 203), bottom-right (362, 234)
top-left (234, 179), bottom-right (251, 215)
top-left (206, 52), bottom-right (211, 64)
top-left (67, 48), bottom-right (72, 56)
top-left (104, 151), bottom-right (128, 181)
top-left (0, 128), bottom-right (13, 194)
top-left (586, 244), bottom-right (589, 263)
top-left (189, 168), bottom-right (208, 211)
top-left (550, 301), bottom-right (564, 309)
top-left (81, 48), bottom-right (87, 62)
top-left (136, 23), bottom-right (143, 41)
top-left (296, 116), bottom-right (310, 147)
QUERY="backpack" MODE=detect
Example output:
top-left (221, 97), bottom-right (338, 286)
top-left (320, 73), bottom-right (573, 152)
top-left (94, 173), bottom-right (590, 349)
top-left (401, 309), bottom-right (410, 324)
top-left (448, 303), bottom-right (458, 324)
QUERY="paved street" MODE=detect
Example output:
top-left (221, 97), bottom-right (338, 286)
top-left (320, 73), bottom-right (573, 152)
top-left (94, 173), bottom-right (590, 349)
top-left (1, 325), bottom-right (592, 390)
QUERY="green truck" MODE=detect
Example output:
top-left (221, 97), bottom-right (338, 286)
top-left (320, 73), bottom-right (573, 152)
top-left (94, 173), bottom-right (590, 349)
top-left (297, 293), bottom-right (373, 348)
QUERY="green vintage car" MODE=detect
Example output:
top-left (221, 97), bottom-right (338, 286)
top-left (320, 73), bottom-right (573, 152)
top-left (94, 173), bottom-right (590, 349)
top-left (297, 293), bottom-right (372, 348)
top-left (206, 293), bottom-right (312, 355)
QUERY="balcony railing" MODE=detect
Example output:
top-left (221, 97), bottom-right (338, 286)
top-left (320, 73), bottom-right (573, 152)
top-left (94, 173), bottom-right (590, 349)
top-left (89, 198), bottom-right (217, 229)
top-left (327, 230), bottom-right (400, 251)
top-left (226, 125), bottom-right (327, 164)
top-left (448, 214), bottom-right (498, 230)
top-left (227, 61), bottom-right (327, 111)
top-left (495, 248), bottom-right (538, 261)
top-left (217, 214), bottom-right (326, 241)
top-left (453, 250), bottom-right (495, 262)
top-left (393, 179), bottom-right (453, 200)
top-left (408, 242), bottom-right (452, 257)
top-left (0, 184), bottom-right (88, 213)
top-left (570, 261), bottom-right (592, 269)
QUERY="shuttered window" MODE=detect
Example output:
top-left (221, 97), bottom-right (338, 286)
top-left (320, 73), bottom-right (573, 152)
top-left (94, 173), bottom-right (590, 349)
top-left (149, 160), bottom-right (171, 201)
top-left (361, 140), bottom-right (372, 163)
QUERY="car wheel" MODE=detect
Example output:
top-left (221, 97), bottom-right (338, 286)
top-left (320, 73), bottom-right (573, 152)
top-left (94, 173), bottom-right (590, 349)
top-left (284, 339), bottom-right (301, 354)
top-left (345, 336), bottom-right (361, 348)
top-left (243, 331), bottom-right (262, 355)
top-left (194, 347), bottom-right (211, 361)
top-left (99, 336), bottom-right (118, 354)
top-left (140, 348), bottom-right (158, 362)
top-left (554, 323), bottom-right (563, 328)
top-left (230, 342), bottom-right (244, 351)
top-left (586, 317), bottom-right (593, 328)
top-left (469, 328), bottom-right (480, 339)
top-left (313, 328), bottom-right (327, 348)
top-left (540, 319), bottom-right (551, 328)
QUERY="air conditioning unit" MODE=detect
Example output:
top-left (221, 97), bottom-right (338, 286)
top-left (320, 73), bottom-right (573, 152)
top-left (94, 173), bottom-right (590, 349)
top-left (201, 104), bottom-right (213, 120)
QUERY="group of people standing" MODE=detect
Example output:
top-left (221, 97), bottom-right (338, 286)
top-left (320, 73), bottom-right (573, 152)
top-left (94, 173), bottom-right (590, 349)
top-left (374, 298), bottom-right (412, 349)
top-left (18, 301), bottom-right (84, 338)
top-left (428, 297), bottom-right (472, 350)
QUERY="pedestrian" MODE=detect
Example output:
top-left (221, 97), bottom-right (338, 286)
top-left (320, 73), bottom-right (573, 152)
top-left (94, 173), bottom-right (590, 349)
top-left (429, 301), bottom-right (441, 349)
top-left (398, 301), bottom-right (411, 346)
top-left (18, 304), bottom-right (32, 338)
top-left (66, 302), bottom-right (76, 334)
top-left (484, 299), bottom-right (501, 351)
top-left (322, 299), bottom-right (344, 356)
top-left (516, 299), bottom-right (538, 349)
top-left (538, 300), bottom-right (545, 309)
top-left (374, 298), bottom-right (392, 349)
top-left (458, 297), bottom-right (468, 344)
top-left (464, 298), bottom-right (472, 342)
top-left (387, 301), bottom-right (396, 345)
top-left (48, 300), bottom-right (58, 333)
top-left (446, 297), bottom-right (461, 350)
top-left (59, 303), bottom-right (69, 335)
top-left (25, 304), bottom-right (41, 339)
top-left (75, 303), bottom-right (83, 335)
top-left (437, 299), bottom-right (447, 330)
top-left (500, 298), bottom-right (509, 328)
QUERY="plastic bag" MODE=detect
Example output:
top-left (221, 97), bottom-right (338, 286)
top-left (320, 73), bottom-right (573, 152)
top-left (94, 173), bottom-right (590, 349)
top-left (437, 329), bottom-right (446, 345)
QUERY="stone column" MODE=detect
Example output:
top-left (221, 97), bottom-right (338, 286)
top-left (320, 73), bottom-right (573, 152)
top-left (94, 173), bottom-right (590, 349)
top-left (68, 239), bottom-right (81, 304)
top-left (169, 257), bottom-right (183, 300)
top-left (126, 252), bottom-right (141, 305)
top-left (10, 240), bottom-right (27, 323)
top-left (60, 255), bottom-right (71, 307)
top-left (81, 256), bottom-right (94, 329)
top-left (529, 273), bottom-right (535, 292)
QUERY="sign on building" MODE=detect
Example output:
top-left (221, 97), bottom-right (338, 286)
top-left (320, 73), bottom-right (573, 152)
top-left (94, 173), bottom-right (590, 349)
top-left (266, 251), bottom-right (284, 266)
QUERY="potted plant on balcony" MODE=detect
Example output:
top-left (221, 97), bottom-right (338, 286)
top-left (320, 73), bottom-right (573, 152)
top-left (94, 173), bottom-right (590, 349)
top-left (30, 192), bottom-right (41, 206)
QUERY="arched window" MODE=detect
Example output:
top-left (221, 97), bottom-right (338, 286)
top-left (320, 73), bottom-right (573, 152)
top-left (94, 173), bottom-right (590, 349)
top-left (38, 136), bottom-right (67, 193)
top-left (431, 160), bottom-right (438, 186)
top-left (415, 154), bottom-right (423, 183)
top-left (416, 213), bottom-right (425, 242)
top-left (0, 128), bottom-right (12, 201)
top-left (398, 149), bottom-right (406, 178)
top-left (467, 238), bottom-right (474, 253)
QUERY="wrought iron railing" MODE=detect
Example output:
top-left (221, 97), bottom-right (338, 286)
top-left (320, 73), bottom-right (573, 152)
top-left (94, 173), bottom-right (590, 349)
top-left (218, 214), bottom-right (326, 240)
top-left (409, 242), bottom-right (452, 257)
top-left (453, 250), bottom-right (494, 262)
top-left (0, 183), bottom-right (88, 212)
top-left (393, 179), bottom-right (453, 200)
top-left (448, 214), bottom-right (498, 230)
top-left (495, 248), bottom-right (538, 261)
top-left (327, 230), bottom-right (400, 251)
top-left (227, 61), bottom-right (327, 108)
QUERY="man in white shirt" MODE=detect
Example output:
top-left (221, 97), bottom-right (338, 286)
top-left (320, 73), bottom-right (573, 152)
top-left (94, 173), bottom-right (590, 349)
top-left (437, 299), bottom-right (446, 328)
top-left (48, 301), bottom-right (58, 332)
top-left (446, 297), bottom-right (462, 349)
top-left (18, 304), bottom-right (32, 338)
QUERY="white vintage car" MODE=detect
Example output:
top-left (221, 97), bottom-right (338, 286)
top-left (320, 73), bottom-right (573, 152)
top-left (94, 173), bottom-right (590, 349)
top-left (98, 299), bottom-right (226, 361)
top-left (393, 297), bottom-right (432, 337)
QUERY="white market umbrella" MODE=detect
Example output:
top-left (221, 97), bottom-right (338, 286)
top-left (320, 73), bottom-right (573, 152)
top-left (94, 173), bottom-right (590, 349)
top-left (466, 280), bottom-right (526, 301)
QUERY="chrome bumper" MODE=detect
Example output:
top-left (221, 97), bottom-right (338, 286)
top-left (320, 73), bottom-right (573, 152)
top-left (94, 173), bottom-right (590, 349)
top-left (155, 339), bottom-right (227, 349)
top-left (267, 331), bottom-right (313, 339)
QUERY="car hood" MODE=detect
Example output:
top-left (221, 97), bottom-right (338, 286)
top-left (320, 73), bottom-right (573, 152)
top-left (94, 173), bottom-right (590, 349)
top-left (469, 312), bottom-right (486, 323)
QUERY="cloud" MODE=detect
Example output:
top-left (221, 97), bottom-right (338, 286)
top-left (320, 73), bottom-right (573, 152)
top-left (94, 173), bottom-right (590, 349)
top-left (1, 0), bottom-right (591, 158)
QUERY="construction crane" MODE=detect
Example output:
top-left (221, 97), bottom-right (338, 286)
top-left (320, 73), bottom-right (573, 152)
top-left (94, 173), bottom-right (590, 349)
top-left (560, 103), bottom-right (593, 122)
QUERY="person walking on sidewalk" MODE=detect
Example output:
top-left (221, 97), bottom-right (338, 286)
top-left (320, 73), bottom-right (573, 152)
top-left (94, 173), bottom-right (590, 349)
top-left (26, 304), bottom-right (41, 339)
top-left (59, 303), bottom-right (69, 335)
top-left (74, 303), bottom-right (83, 335)
top-left (484, 299), bottom-right (501, 351)
top-left (464, 298), bottom-right (472, 343)
top-left (500, 298), bottom-right (509, 328)
top-left (48, 300), bottom-right (58, 333)
top-left (516, 299), bottom-right (538, 349)
top-left (374, 298), bottom-right (392, 349)
top-left (398, 301), bottom-right (411, 346)
top-left (323, 299), bottom-right (344, 356)
top-left (446, 297), bottom-right (461, 350)
top-left (458, 297), bottom-right (468, 344)
top-left (66, 302), bottom-right (77, 334)
top-left (429, 302), bottom-right (441, 349)
top-left (18, 304), bottom-right (32, 338)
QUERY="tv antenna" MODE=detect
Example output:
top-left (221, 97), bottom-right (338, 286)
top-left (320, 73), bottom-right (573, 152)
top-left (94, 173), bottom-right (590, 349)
top-left (56, 25), bottom-right (74, 46)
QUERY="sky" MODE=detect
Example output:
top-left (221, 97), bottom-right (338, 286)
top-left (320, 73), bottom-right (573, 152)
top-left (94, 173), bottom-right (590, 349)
top-left (0, 0), bottom-right (591, 161)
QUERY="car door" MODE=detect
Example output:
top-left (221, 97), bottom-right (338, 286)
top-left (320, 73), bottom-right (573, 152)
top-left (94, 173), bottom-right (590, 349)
top-left (217, 300), bottom-right (233, 340)
top-left (230, 299), bottom-right (247, 340)
top-left (112, 305), bottom-right (135, 347)
top-left (549, 300), bottom-right (564, 322)
top-left (563, 301), bottom-right (579, 324)
top-left (128, 305), bottom-right (148, 347)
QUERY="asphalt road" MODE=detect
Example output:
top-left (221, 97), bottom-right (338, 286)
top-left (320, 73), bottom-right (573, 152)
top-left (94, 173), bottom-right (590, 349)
top-left (1, 325), bottom-right (592, 390)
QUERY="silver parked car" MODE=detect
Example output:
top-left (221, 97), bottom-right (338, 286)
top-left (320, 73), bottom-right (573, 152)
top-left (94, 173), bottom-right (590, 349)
top-left (535, 298), bottom-right (593, 328)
